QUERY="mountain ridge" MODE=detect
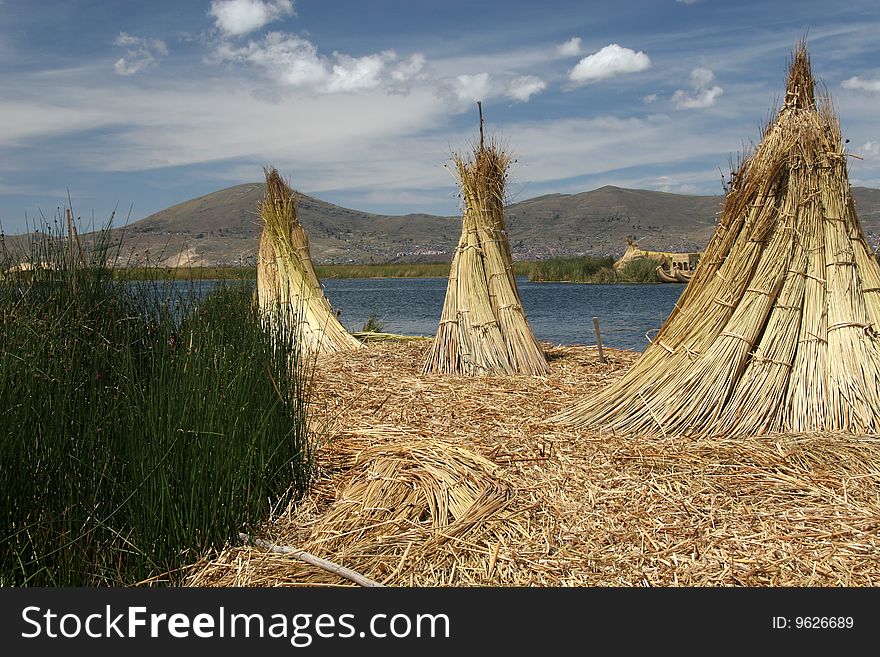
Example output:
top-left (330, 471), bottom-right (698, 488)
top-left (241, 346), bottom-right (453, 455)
top-left (83, 183), bottom-right (880, 266)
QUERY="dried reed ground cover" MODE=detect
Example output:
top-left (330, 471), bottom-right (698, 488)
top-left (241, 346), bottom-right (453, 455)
top-left (186, 340), bottom-right (880, 587)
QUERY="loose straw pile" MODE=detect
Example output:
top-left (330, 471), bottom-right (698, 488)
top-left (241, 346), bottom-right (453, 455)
top-left (424, 109), bottom-right (548, 376)
top-left (187, 436), bottom-right (530, 587)
top-left (554, 42), bottom-right (880, 437)
top-left (257, 167), bottom-right (361, 356)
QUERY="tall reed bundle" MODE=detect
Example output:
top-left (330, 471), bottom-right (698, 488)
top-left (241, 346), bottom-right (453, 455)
top-left (424, 111), bottom-right (548, 376)
top-left (554, 42), bottom-right (880, 437)
top-left (257, 167), bottom-right (361, 355)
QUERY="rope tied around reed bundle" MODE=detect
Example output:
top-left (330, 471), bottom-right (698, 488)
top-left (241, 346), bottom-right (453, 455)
top-left (713, 296), bottom-right (737, 309)
top-left (750, 355), bottom-right (794, 369)
top-left (798, 331), bottom-right (828, 345)
top-left (827, 321), bottom-right (871, 332)
top-left (719, 331), bottom-right (755, 346)
top-left (657, 340), bottom-right (676, 354)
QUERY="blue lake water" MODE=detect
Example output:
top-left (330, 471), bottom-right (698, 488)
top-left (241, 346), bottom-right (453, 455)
top-left (167, 278), bottom-right (686, 352)
top-left (322, 277), bottom-right (685, 352)
top-left (175, 277), bottom-right (685, 351)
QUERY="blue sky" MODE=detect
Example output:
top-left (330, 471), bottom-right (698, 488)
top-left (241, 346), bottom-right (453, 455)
top-left (1, 0), bottom-right (879, 234)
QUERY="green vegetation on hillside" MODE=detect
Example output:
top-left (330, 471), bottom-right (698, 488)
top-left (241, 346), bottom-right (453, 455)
top-left (1, 224), bottom-right (313, 586)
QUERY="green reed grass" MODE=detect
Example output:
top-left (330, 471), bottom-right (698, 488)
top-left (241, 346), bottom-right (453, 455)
top-left (528, 255), bottom-right (616, 283)
top-left (618, 256), bottom-right (664, 282)
top-left (360, 313), bottom-right (386, 333)
top-left (529, 255), bottom-right (660, 283)
top-left (122, 266), bottom-right (256, 281)
top-left (0, 217), bottom-right (313, 586)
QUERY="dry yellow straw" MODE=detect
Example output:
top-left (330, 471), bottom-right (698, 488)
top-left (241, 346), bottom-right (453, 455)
top-left (257, 167), bottom-right (362, 356)
top-left (424, 107), bottom-right (548, 376)
top-left (184, 341), bottom-right (880, 587)
top-left (554, 41), bottom-right (880, 437)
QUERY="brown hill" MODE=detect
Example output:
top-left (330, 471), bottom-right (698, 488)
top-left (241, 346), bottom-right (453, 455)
top-left (88, 183), bottom-right (880, 266)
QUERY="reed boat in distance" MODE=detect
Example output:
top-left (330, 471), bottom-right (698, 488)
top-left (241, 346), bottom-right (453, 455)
top-left (655, 265), bottom-right (680, 283)
top-left (657, 251), bottom-right (699, 283)
top-left (655, 263), bottom-right (695, 283)
top-left (614, 239), bottom-right (701, 283)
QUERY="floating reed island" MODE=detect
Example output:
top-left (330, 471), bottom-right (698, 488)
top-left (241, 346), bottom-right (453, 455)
top-left (423, 105), bottom-right (548, 376)
top-left (554, 42), bottom-right (880, 437)
top-left (257, 166), bottom-right (361, 356)
top-left (186, 340), bottom-right (880, 586)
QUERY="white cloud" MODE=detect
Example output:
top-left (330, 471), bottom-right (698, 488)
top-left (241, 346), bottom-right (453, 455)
top-left (506, 75), bottom-right (546, 102)
top-left (213, 32), bottom-right (426, 94)
top-left (390, 53), bottom-right (427, 83)
top-left (643, 93), bottom-right (658, 104)
top-left (672, 66), bottom-right (723, 109)
top-left (113, 33), bottom-right (168, 76)
top-left (448, 73), bottom-right (492, 104)
top-left (689, 67), bottom-right (715, 88)
top-left (842, 76), bottom-right (880, 93)
top-left (1, 75), bottom-right (450, 189)
top-left (437, 70), bottom-right (549, 109)
top-left (651, 176), bottom-right (698, 194)
top-left (556, 37), bottom-right (582, 57)
top-left (213, 29), bottom-right (548, 107)
top-left (859, 141), bottom-right (880, 159)
top-left (209, 0), bottom-right (294, 37)
top-left (482, 114), bottom-right (742, 189)
top-left (235, 33), bottom-right (324, 86)
top-left (676, 0), bottom-right (700, 4)
top-left (568, 44), bottom-right (651, 85)
top-left (326, 51), bottom-right (395, 92)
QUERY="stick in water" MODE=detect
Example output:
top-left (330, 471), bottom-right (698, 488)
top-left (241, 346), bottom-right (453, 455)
top-left (593, 317), bottom-right (606, 363)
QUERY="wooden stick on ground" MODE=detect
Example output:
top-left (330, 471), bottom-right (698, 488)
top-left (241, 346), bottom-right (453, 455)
top-left (239, 533), bottom-right (384, 587)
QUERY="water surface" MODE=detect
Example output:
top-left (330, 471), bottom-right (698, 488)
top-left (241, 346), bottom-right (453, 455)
top-left (161, 277), bottom-right (686, 352)
top-left (322, 277), bottom-right (685, 352)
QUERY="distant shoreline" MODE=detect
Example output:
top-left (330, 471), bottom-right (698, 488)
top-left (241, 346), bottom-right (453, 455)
top-left (117, 257), bottom-right (670, 284)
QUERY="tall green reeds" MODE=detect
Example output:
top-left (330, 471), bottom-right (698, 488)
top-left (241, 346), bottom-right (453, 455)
top-left (528, 255), bottom-right (617, 283)
top-left (0, 215), bottom-right (313, 586)
top-left (528, 255), bottom-right (661, 283)
top-left (619, 256), bottom-right (664, 283)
